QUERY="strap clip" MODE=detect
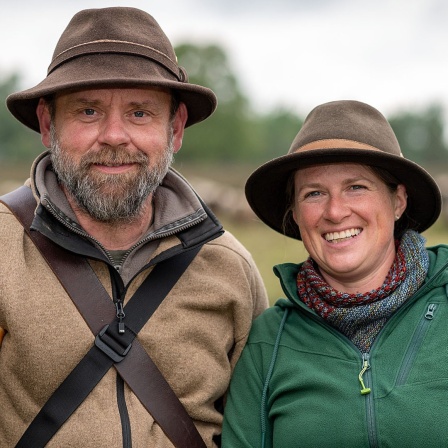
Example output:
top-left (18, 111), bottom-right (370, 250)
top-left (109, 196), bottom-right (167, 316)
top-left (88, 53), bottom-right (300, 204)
top-left (94, 325), bottom-right (132, 363)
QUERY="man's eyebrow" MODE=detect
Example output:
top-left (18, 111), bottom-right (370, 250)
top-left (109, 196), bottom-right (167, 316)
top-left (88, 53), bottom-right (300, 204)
top-left (68, 98), bottom-right (160, 108)
top-left (68, 98), bottom-right (101, 107)
top-left (128, 100), bottom-right (162, 109)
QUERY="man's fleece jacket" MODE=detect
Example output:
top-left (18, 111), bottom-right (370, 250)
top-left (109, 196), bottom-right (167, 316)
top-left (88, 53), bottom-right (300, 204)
top-left (0, 152), bottom-right (268, 447)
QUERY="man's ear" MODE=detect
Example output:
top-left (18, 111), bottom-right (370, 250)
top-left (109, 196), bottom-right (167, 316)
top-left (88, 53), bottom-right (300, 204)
top-left (36, 98), bottom-right (52, 148)
top-left (171, 102), bottom-right (188, 154)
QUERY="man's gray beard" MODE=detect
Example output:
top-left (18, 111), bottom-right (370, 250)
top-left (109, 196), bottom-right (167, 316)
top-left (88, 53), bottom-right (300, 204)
top-left (50, 124), bottom-right (174, 224)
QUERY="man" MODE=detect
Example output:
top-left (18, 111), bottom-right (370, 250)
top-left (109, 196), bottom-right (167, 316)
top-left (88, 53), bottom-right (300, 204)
top-left (0, 7), bottom-right (268, 447)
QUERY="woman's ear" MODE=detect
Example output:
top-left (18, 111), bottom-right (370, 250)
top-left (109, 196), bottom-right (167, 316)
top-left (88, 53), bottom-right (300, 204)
top-left (292, 207), bottom-right (299, 226)
top-left (394, 184), bottom-right (408, 219)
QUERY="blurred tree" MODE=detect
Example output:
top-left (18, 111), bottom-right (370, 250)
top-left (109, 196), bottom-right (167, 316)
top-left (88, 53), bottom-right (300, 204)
top-left (0, 73), bottom-right (41, 164)
top-left (175, 43), bottom-right (254, 162)
top-left (250, 108), bottom-right (303, 161)
top-left (389, 104), bottom-right (448, 169)
top-left (175, 43), bottom-right (304, 165)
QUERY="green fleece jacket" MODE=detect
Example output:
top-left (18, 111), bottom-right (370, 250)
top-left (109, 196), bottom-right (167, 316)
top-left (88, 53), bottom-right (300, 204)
top-left (0, 153), bottom-right (268, 448)
top-left (222, 244), bottom-right (448, 448)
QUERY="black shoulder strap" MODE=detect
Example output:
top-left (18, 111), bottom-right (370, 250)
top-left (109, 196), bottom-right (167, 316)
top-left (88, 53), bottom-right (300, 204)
top-left (0, 186), bottom-right (206, 448)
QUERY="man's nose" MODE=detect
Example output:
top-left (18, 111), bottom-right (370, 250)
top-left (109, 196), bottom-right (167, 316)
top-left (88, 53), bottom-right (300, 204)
top-left (97, 113), bottom-right (131, 147)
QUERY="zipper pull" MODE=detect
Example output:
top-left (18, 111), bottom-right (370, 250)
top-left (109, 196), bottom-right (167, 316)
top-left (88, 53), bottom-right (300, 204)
top-left (359, 353), bottom-right (371, 395)
top-left (425, 304), bottom-right (437, 320)
top-left (115, 300), bottom-right (126, 334)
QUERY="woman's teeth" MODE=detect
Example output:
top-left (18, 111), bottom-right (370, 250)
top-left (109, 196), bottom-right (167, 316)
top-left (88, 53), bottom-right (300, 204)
top-left (324, 228), bottom-right (361, 243)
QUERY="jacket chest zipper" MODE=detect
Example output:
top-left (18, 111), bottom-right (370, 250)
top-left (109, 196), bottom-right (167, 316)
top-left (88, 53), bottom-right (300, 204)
top-left (395, 303), bottom-right (438, 386)
top-left (356, 303), bottom-right (438, 448)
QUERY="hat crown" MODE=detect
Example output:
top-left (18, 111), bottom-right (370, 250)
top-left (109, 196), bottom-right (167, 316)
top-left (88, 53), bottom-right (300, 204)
top-left (49, 7), bottom-right (180, 79)
top-left (288, 100), bottom-right (402, 157)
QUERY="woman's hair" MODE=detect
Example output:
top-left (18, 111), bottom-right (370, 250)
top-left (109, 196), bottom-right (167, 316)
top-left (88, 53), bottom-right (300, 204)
top-left (368, 166), bottom-right (414, 237)
top-left (283, 164), bottom-right (414, 239)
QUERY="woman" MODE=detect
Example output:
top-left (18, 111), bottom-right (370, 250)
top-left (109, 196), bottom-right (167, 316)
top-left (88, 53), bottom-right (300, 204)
top-left (222, 100), bottom-right (448, 447)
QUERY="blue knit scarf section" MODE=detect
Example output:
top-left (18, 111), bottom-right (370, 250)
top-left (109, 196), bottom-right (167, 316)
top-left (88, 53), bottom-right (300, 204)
top-left (297, 230), bottom-right (429, 352)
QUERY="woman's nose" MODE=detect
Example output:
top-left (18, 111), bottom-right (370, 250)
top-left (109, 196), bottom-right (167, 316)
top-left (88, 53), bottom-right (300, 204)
top-left (323, 195), bottom-right (351, 222)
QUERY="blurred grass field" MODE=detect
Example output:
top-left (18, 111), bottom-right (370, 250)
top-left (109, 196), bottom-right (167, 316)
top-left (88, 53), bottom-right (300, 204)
top-left (2, 161), bottom-right (448, 306)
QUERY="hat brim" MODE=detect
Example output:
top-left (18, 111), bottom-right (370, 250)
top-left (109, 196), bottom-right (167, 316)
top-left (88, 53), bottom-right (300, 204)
top-left (6, 53), bottom-right (217, 132)
top-left (245, 148), bottom-right (442, 240)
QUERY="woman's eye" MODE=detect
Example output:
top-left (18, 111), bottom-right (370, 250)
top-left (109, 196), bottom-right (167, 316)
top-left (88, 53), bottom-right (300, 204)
top-left (304, 191), bottom-right (321, 198)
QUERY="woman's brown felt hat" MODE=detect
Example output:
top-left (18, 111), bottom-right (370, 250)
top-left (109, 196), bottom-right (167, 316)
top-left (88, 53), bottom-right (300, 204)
top-left (6, 7), bottom-right (217, 131)
top-left (245, 100), bottom-right (442, 240)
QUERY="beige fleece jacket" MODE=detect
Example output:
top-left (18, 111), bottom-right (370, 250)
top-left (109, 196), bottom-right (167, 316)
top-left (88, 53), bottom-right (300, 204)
top-left (0, 154), bottom-right (268, 447)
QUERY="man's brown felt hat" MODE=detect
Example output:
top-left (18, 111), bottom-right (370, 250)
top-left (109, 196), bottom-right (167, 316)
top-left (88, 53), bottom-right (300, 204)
top-left (245, 100), bottom-right (442, 240)
top-left (6, 7), bottom-right (217, 131)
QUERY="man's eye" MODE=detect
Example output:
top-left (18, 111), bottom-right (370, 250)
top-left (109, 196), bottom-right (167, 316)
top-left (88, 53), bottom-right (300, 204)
top-left (84, 109), bottom-right (95, 116)
top-left (134, 111), bottom-right (145, 118)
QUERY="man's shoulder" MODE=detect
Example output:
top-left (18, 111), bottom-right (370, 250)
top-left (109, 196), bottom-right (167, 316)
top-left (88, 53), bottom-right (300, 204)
top-left (205, 229), bottom-right (253, 260)
top-left (0, 201), bottom-right (18, 220)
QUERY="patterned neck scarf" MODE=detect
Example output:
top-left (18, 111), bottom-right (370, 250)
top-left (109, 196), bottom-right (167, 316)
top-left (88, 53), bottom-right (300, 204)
top-left (296, 230), bottom-right (429, 352)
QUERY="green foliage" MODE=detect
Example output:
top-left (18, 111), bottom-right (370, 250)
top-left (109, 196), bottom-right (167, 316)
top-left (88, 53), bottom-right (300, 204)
top-left (250, 108), bottom-right (303, 161)
top-left (176, 43), bottom-right (254, 162)
top-left (175, 43), bottom-right (304, 164)
top-left (389, 104), bottom-right (448, 169)
top-left (0, 73), bottom-right (41, 164)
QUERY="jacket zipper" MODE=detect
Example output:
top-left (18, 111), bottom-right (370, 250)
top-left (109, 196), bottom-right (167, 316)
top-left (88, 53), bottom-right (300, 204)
top-left (117, 375), bottom-right (132, 448)
top-left (112, 210), bottom-right (207, 271)
top-left (41, 196), bottom-right (206, 270)
top-left (395, 303), bottom-right (438, 386)
top-left (358, 353), bottom-right (378, 448)
top-left (358, 353), bottom-right (371, 395)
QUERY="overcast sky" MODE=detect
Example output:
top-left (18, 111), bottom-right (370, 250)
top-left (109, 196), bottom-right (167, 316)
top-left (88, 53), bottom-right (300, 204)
top-left (1, 0), bottom-right (448, 123)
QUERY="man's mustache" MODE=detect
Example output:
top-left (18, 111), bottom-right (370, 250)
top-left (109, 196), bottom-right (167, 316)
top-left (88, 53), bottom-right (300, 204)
top-left (80, 147), bottom-right (149, 167)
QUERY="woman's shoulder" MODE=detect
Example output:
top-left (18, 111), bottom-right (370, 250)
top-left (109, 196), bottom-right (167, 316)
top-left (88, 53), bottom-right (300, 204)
top-left (426, 243), bottom-right (448, 283)
top-left (247, 299), bottom-right (295, 344)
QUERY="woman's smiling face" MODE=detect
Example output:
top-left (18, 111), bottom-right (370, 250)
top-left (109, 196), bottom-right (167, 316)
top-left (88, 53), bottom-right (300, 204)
top-left (292, 163), bottom-right (407, 292)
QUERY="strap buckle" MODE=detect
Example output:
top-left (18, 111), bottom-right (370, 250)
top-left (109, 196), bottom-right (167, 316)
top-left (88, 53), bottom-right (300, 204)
top-left (94, 325), bottom-right (132, 363)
